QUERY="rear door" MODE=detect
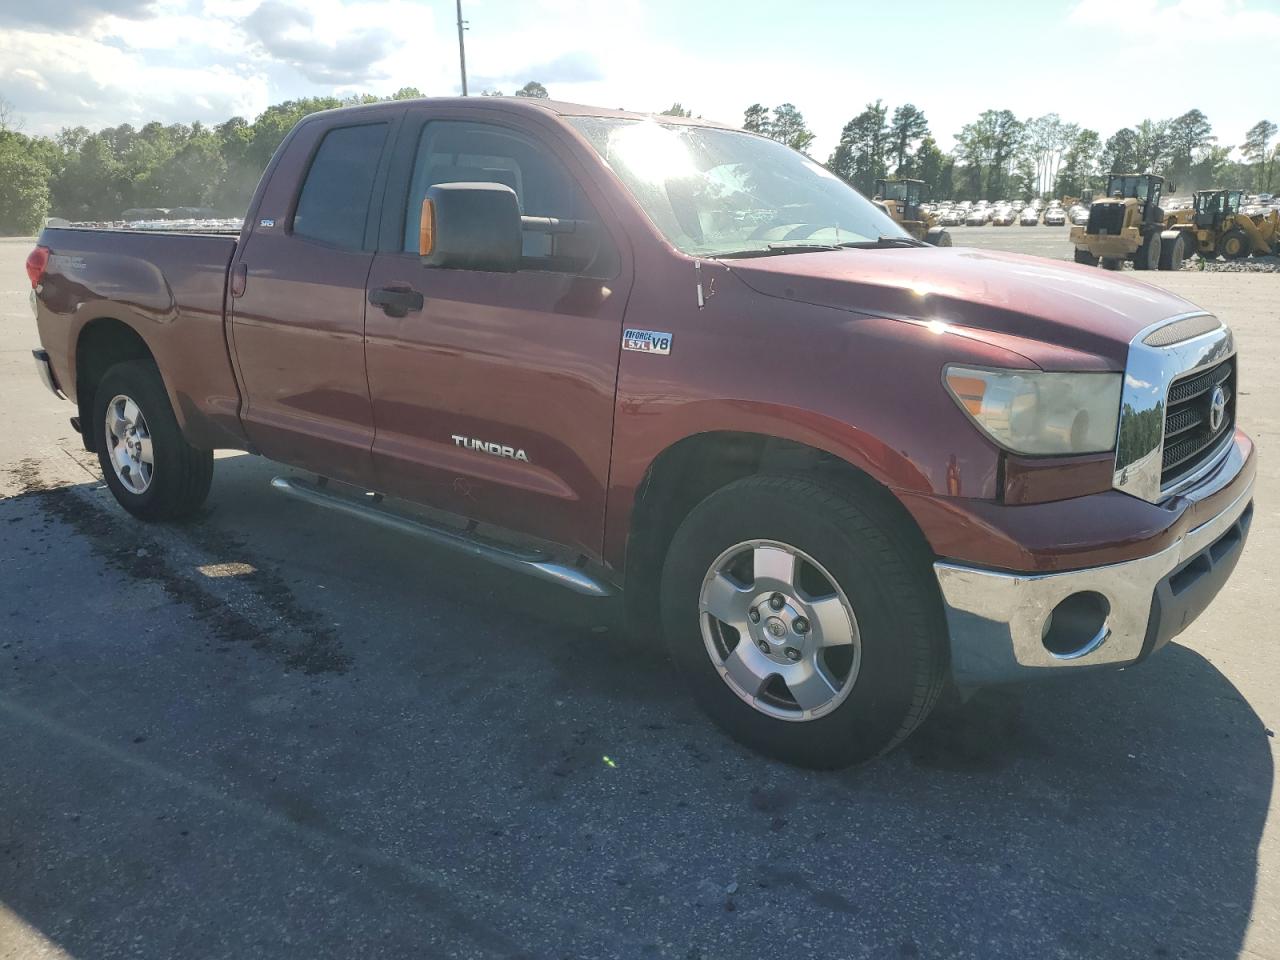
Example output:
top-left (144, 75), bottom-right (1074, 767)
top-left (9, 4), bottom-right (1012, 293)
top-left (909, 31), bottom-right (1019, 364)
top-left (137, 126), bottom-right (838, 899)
top-left (229, 110), bottom-right (400, 487)
top-left (363, 107), bottom-right (631, 556)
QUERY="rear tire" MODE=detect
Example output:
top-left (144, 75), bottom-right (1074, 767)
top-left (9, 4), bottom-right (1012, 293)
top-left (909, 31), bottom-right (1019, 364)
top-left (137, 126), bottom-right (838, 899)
top-left (926, 226), bottom-right (952, 247)
top-left (659, 474), bottom-right (946, 769)
top-left (1133, 230), bottom-right (1161, 270)
top-left (93, 360), bottom-right (213, 521)
top-left (1101, 256), bottom-right (1124, 270)
top-left (1073, 247), bottom-right (1098, 266)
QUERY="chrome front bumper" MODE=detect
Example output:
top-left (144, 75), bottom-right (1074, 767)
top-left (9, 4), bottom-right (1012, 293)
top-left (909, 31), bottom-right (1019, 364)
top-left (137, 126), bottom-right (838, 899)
top-left (934, 454), bottom-right (1254, 687)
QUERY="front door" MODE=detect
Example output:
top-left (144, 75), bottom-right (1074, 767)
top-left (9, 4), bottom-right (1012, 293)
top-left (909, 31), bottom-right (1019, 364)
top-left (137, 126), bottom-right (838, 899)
top-left (230, 115), bottom-right (397, 487)
top-left (364, 112), bottom-right (630, 557)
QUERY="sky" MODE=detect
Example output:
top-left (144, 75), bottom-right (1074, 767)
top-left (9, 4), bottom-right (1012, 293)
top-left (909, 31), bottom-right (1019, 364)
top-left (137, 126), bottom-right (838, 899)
top-left (2, 0), bottom-right (1278, 159)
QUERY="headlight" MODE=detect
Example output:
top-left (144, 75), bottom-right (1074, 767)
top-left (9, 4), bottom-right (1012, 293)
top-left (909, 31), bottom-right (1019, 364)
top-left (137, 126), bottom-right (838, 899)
top-left (944, 366), bottom-right (1122, 455)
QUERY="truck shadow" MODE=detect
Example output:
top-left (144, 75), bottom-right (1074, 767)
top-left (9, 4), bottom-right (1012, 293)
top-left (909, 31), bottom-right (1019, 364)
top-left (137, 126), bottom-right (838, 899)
top-left (0, 455), bottom-right (1271, 959)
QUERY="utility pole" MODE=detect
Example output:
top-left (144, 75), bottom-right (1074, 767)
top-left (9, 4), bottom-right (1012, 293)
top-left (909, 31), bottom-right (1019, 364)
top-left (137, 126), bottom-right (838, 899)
top-left (455, 0), bottom-right (468, 96)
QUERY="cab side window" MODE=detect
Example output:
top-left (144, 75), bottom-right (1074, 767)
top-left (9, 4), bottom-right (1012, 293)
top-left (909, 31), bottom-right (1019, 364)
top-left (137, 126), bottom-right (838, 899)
top-left (402, 120), bottom-right (616, 277)
top-left (293, 122), bottom-right (389, 250)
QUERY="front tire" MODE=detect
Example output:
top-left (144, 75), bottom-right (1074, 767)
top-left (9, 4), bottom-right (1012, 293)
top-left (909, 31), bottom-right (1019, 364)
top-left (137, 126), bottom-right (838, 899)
top-left (1133, 230), bottom-right (1161, 270)
top-left (1074, 247), bottom-right (1098, 266)
top-left (659, 474), bottom-right (946, 768)
top-left (1158, 232), bottom-right (1186, 271)
top-left (94, 360), bottom-right (213, 521)
top-left (1218, 228), bottom-right (1250, 260)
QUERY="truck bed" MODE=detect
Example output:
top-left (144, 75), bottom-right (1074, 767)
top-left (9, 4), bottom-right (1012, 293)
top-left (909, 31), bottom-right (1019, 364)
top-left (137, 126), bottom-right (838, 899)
top-left (35, 226), bottom-right (247, 451)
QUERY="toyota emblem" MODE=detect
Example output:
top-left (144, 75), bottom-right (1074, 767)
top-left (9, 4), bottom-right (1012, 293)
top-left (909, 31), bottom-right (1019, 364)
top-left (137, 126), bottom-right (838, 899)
top-left (1209, 384), bottom-right (1227, 432)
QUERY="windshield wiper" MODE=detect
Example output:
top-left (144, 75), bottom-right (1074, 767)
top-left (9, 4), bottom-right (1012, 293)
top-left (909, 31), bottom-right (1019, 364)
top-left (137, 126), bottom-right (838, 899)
top-left (711, 242), bottom-right (844, 260)
top-left (839, 235), bottom-right (929, 249)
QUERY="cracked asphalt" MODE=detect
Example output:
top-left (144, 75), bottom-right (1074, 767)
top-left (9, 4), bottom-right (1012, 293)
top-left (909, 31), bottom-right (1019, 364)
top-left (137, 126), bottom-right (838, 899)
top-left (1, 235), bottom-right (1277, 959)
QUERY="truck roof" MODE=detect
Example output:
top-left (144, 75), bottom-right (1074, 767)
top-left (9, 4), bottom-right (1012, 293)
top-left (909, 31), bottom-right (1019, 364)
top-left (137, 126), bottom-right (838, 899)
top-left (300, 96), bottom-right (739, 131)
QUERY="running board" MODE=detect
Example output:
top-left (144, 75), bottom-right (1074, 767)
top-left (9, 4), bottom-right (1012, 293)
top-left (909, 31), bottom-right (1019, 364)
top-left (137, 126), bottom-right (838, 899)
top-left (269, 476), bottom-right (614, 598)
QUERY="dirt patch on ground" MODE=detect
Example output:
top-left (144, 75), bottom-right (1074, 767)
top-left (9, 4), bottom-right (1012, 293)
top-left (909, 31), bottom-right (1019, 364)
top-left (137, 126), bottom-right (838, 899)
top-left (10, 458), bottom-right (350, 675)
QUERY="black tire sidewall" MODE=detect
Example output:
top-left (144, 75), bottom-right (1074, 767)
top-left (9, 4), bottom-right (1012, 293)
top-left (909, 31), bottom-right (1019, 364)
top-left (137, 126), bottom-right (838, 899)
top-left (1219, 229), bottom-right (1247, 259)
top-left (660, 479), bottom-right (935, 768)
top-left (93, 361), bottom-right (188, 519)
top-left (1134, 231), bottom-right (1159, 270)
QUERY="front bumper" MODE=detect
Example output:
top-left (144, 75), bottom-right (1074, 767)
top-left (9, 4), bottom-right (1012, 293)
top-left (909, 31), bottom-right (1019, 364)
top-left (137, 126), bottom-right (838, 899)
top-left (934, 444), bottom-right (1255, 687)
top-left (1069, 225), bottom-right (1140, 257)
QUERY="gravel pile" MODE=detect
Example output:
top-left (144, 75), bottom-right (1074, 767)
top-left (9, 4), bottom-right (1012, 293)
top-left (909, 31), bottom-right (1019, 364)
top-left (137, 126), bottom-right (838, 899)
top-left (1113, 255), bottom-right (1280, 273)
top-left (1180, 255), bottom-right (1280, 274)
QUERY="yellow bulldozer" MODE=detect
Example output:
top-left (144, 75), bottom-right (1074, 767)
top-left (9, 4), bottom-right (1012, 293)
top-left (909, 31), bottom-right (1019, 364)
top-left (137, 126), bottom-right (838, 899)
top-left (1164, 189), bottom-right (1279, 260)
top-left (1069, 173), bottom-right (1188, 270)
top-left (872, 178), bottom-right (952, 246)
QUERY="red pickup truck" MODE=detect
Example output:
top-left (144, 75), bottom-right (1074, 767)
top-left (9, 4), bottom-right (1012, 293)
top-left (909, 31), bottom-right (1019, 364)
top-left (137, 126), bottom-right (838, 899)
top-left (28, 98), bottom-right (1255, 767)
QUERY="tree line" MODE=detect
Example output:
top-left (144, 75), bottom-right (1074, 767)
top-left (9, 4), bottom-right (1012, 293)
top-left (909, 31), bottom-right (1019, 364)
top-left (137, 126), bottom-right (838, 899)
top-left (747, 100), bottom-right (1277, 202)
top-left (0, 85), bottom-right (1276, 235)
top-left (0, 84), bottom-right (550, 234)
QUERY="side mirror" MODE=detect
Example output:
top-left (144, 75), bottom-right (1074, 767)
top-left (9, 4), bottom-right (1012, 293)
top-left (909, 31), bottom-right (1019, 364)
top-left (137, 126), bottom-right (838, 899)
top-left (419, 182), bottom-right (521, 272)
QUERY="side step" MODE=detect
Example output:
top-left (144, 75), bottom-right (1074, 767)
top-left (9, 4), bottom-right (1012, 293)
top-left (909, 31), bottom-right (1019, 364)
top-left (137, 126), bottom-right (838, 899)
top-left (270, 476), bottom-right (614, 598)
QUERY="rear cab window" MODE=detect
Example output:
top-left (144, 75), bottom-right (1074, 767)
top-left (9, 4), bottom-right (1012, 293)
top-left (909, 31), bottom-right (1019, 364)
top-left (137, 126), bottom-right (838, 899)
top-left (292, 122), bottom-right (390, 250)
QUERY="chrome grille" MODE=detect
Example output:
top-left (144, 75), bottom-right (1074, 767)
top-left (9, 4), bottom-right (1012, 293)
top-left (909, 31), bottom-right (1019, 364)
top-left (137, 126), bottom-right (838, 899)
top-left (1160, 357), bottom-right (1234, 487)
top-left (1113, 313), bottom-right (1235, 503)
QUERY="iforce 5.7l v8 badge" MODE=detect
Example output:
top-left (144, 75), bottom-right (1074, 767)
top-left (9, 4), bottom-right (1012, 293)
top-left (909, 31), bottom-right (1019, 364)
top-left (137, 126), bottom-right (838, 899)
top-left (622, 329), bottom-right (672, 356)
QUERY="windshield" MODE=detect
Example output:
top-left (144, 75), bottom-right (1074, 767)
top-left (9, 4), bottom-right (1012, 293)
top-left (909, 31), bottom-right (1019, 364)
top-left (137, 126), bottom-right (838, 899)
top-left (568, 117), bottom-right (906, 256)
top-left (879, 181), bottom-right (911, 202)
top-left (1108, 175), bottom-right (1151, 199)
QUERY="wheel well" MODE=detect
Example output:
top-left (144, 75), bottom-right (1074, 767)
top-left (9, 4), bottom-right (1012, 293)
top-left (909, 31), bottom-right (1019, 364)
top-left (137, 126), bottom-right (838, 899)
top-left (622, 432), bottom-right (930, 628)
top-left (75, 319), bottom-right (156, 452)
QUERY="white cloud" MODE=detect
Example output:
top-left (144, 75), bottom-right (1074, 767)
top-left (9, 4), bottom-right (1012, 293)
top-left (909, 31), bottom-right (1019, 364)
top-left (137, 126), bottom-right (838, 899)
top-left (0, 25), bottom-right (270, 132)
top-left (241, 0), bottom-right (440, 85)
top-left (1069, 0), bottom-right (1280, 44)
top-left (0, 0), bottom-right (1275, 166)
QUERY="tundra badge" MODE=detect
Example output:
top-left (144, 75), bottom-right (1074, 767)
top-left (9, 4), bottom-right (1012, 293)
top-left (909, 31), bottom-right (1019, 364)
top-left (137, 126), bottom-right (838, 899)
top-left (452, 435), bottom-right (530, 463)
top-left (622, 329), bottom-right (672, 356)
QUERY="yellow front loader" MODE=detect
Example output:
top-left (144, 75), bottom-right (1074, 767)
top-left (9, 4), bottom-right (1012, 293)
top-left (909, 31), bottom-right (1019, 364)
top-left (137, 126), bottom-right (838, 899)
top-left (1069, 174), bottom-right (1186, 270)
top-left (1165, 189), bottom-right (1280, 260)
top-left (872, 178), bottom-right (952, 246)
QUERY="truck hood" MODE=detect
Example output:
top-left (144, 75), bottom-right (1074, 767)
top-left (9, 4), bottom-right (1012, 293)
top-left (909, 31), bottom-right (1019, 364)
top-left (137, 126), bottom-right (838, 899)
top-left (726, 246), bottom-right (1201, 369)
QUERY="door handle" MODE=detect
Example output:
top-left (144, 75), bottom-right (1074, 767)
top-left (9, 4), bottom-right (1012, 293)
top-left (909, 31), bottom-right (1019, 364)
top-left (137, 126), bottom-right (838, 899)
top-left (368, 286), bottom-right (424, 317)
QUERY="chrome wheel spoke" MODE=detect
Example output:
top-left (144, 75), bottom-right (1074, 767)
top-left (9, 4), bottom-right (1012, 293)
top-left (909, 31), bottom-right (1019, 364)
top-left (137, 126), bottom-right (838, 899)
top-left (808, 594), bottom-right (856, 647)
top-left (722, 642), bottom-right (772, 699)
top-left (137, 436), bottom-right (154, 465)
top-left (122, 399), bottom-right (140, 425)
top-left (752, 545), bottom-right (796, 589)
top-left (701, 572), bottom-right (752, 628)
top-left (107, 406), bottom-right (128, 439)
top-left (782, 661), bottom-right (839, 712)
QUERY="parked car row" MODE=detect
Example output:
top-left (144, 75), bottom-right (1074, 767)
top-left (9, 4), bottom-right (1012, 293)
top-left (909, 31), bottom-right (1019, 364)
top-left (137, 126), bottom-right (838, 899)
top-left (926, 197), bottom-right (1074, 227)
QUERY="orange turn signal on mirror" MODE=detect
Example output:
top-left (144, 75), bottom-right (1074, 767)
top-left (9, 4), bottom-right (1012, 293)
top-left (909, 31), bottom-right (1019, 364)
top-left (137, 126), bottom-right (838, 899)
top-left (418, 198), bottom-right (435, 256)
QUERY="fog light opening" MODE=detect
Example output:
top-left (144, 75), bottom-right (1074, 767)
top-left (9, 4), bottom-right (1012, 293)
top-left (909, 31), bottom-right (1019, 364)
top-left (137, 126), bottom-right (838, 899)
top-left (1041, 591), bottom-right (1111, 659)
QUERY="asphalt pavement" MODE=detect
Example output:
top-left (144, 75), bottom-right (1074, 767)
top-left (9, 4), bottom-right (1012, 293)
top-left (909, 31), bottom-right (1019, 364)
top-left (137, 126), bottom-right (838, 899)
top-left (1, 234), bottom-right (1277, 959)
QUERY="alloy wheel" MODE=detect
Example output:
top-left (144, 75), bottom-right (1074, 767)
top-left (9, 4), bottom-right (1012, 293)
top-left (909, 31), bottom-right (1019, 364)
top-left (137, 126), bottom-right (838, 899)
top-left (698, 539), bottom-right (861, 721)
